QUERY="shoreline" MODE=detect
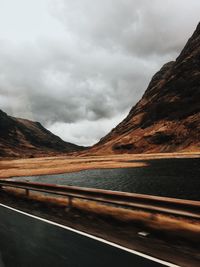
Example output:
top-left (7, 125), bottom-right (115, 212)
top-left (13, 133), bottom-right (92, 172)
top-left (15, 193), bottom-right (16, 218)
top-left (0, 152), bottom-right (200, 179)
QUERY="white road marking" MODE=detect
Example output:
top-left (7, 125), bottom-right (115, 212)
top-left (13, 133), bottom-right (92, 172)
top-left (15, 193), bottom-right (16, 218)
top-left (0, 203), bottom-right (180, 267)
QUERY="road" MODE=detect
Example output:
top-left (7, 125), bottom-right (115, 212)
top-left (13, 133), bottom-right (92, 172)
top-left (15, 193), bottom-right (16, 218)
top-left (0, 204), bottom-right (179, 267)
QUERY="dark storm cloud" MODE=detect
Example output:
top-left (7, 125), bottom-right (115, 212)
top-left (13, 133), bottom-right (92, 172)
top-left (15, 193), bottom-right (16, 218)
top-left (0, 0), bottom-right (200, 145)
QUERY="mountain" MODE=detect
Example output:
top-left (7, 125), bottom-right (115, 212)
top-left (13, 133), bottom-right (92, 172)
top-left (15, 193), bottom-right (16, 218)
top-left (90, 22), bottom-right (200, 154)
top-left (0, 110), bottom-right (84, 158)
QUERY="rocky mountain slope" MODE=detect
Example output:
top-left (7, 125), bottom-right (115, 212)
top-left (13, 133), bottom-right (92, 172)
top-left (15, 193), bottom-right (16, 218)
top-left (90, 22), bottom-right (200, 154)
top-left (0, 110), bottom-right (84, 158)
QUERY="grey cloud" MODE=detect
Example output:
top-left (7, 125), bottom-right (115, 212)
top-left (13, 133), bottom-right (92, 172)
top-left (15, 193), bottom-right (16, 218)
top-left (0, 0), bottom-right (200, 145)
top-left (54, 0), bottom-right (200, 57)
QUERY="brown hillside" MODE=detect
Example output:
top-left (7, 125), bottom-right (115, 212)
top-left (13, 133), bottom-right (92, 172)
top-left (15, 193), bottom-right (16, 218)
top-left (90, 22), bottom-right (200, 154)
top-left (0, 110), bottom-right (84, 158)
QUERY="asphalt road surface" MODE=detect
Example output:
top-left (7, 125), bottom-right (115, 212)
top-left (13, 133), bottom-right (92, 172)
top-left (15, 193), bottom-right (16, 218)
top-left (0, 204), bottom-right (179, 267)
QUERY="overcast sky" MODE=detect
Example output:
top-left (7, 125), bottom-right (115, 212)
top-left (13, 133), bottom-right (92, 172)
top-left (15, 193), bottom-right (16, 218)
top-left (0, 0), bottom-right (199, 146)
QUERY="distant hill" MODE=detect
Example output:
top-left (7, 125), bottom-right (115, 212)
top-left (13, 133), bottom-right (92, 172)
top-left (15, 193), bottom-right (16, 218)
top-left (90, 22), bottom-right (200, 154)
top-left (0, 110), bottom-right (84, 158)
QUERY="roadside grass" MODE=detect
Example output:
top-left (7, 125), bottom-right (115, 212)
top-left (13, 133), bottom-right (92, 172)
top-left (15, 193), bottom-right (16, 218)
top-left (2, 187), bottom-right (200, 244)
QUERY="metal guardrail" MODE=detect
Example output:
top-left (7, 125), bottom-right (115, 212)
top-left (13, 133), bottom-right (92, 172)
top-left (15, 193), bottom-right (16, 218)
top-left (0, 180), bottom-right (200, 219)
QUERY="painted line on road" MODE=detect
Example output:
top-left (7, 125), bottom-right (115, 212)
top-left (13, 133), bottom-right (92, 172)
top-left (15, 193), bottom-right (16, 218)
top-left (0, 203), bottom-right (180, 267)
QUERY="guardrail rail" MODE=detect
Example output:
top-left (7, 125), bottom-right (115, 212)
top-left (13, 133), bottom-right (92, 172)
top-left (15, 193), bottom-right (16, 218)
top-left (0, 180), bottom-right (200, 219)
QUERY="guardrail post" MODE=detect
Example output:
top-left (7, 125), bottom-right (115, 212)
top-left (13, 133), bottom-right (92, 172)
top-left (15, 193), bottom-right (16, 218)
top-left (25, 189), bottom-right (29, 197)
top-left (65, 196), bottom-right (73, 212)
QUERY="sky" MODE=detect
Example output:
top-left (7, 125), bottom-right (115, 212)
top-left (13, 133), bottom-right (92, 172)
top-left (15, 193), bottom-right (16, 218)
top-left (0, 0), bottom-right (199, 146)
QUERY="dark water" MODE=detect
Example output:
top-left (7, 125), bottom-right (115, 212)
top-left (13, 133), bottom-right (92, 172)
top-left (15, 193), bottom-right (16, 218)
top-left (11, 158), bottom-right (200, 201)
